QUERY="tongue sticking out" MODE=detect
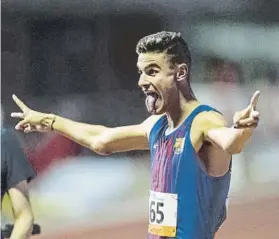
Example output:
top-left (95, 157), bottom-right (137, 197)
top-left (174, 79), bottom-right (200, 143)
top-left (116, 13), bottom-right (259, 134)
top-left (146, 94), bottom-right (158, 114)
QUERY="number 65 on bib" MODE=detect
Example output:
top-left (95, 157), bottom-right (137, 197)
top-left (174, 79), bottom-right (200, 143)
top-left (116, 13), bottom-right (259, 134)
top-left (148, 191), bottom-right (178, 237)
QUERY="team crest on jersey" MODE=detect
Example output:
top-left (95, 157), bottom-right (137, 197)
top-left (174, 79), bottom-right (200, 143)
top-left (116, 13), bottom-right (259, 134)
top-left (174, 137), bottom-right (185, 154)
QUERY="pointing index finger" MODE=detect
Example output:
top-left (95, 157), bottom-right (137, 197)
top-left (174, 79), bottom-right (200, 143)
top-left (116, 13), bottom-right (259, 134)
top-left (12, 94), bottom-right (29, 112)
top-left (249, 90), bottom-right (260, 109)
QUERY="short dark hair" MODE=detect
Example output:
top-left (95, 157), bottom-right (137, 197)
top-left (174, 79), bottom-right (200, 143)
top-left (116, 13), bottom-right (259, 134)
top-left (136, 31), bottom-right (191, 68)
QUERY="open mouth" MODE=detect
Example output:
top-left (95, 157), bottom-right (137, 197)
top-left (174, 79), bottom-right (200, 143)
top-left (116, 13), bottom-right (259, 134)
top-left (145, 92), bottom-right (158, 98)
top-left (145, 92), bottom-right (159, 114)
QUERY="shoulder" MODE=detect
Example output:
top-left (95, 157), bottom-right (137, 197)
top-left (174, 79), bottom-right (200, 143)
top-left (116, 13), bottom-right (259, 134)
top-left (190, 109), bottom-right (227, 151)
top-left (193, 110), bottom-right (227, 134)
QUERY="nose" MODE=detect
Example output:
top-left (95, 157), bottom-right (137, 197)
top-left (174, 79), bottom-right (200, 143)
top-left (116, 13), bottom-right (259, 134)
top-left (138, 74), bottom-right (150, 91)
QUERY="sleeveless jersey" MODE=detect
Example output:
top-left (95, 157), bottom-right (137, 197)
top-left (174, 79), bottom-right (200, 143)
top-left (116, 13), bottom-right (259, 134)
top-left (148, 105), bottom-right (231, 239)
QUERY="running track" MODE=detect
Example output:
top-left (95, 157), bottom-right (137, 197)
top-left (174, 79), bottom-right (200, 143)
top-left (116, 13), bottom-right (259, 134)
top-left (32, 197), bottom-right (279, 239)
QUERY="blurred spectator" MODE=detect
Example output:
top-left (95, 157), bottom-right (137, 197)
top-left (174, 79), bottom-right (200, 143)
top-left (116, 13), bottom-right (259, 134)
top-left (26, 134), bottom-right (81, 174)
top-left (23, 99), bottom-right (83, 174)
top-left (1, 126), bottom-right (35, 239)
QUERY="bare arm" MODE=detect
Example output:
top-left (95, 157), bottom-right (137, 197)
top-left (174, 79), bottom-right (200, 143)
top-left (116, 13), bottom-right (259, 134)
top-left (8, 181), bottom-right (34, 239)
top-left (200, 112), bottom-right (254, 154)
top-left (11, 94), bottom-right (161, 155)
top-left (51, 115), bottom-right (160, 155)
top-left (200, 91), bottom-right (260, 155)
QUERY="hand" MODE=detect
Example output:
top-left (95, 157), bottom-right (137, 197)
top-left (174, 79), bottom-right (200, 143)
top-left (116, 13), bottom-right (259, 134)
top-left (233, 90), bottom-right (260, 129)
top-left (11, 94), bottom-right (54, 133)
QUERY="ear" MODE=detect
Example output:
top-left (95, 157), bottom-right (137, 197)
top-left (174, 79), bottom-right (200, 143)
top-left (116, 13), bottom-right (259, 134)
top-left (176, 63), bottom-right (188, 82)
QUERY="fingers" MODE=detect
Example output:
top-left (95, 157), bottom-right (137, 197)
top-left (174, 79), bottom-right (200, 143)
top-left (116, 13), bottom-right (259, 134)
top-left (233, 107), bottom-right (250, 124)
top-left (15, 118), bottom-right (30, 130)
top-left (249, 90), bottom-right (260, 109)
top-left (37, 125), bottom-right (46, 131)
top-left (15, 123), bottom-right (35, 133)
top-left (234, 103), bottom-right (260, 125)
top-left (23, 125), bottom-right (35, 133)
top-left (234, 112), bottom-right (259, 129)
top-left (12, 94), bottom-right (29, 112)
top-left (251, 110), bottom-right (260, 118)
top-left (233, 91), bottom-right (260, 129)
top-left (15, 121), bottom-right (42, 133)
top-left (235, 117), bottom-right (259, 126)
top-left (11, 112), bottom-right (25, 119)
top-left (234, 123), bottom-right (258, 129)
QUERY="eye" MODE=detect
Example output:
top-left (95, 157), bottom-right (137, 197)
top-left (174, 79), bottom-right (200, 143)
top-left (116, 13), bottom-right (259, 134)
top-left (147, 69), bottom-right (158, 76)
top-left (138, 70), bottom-right (142, 75)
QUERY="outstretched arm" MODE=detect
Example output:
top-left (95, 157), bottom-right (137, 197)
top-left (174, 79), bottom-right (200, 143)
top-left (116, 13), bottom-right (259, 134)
top-left (200, 91), bottom-right (260, 155)
top-left (50, 115), bottom-right (159, 155)
top-left (11, 95), bottom-right (161, 155)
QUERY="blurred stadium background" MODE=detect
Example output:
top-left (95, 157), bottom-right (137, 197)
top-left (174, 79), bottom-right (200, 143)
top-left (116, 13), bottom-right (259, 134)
top-left (1, 0), bottom-right (279, 238)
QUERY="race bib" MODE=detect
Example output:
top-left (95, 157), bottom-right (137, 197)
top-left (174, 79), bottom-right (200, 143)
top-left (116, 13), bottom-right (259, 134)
top-left (148, 190), bottom-right (178, 237)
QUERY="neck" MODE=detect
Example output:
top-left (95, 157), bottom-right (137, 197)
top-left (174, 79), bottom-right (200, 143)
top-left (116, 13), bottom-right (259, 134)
top-left (166, 93), bottom-right (200, 130)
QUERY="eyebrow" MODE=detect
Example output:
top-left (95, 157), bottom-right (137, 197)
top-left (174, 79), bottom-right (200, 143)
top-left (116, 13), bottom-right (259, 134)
top-left (137, 63), bottom-right (161, 71)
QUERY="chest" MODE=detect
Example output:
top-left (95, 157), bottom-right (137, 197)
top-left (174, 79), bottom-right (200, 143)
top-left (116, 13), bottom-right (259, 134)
top-left (150, 127), bottom-right (200, 193)
top-left (151, 120), bottom-right (194, 159)
top-left (150, 129), bottom-right (191, 174)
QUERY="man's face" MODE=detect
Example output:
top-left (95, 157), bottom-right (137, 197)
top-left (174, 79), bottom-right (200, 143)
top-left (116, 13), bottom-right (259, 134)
top-left (137, 52), bottom-right (178, 115)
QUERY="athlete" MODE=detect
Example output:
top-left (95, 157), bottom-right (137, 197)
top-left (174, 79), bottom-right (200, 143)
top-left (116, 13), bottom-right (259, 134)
top-left (11, 31), bottom-right (260, 239)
